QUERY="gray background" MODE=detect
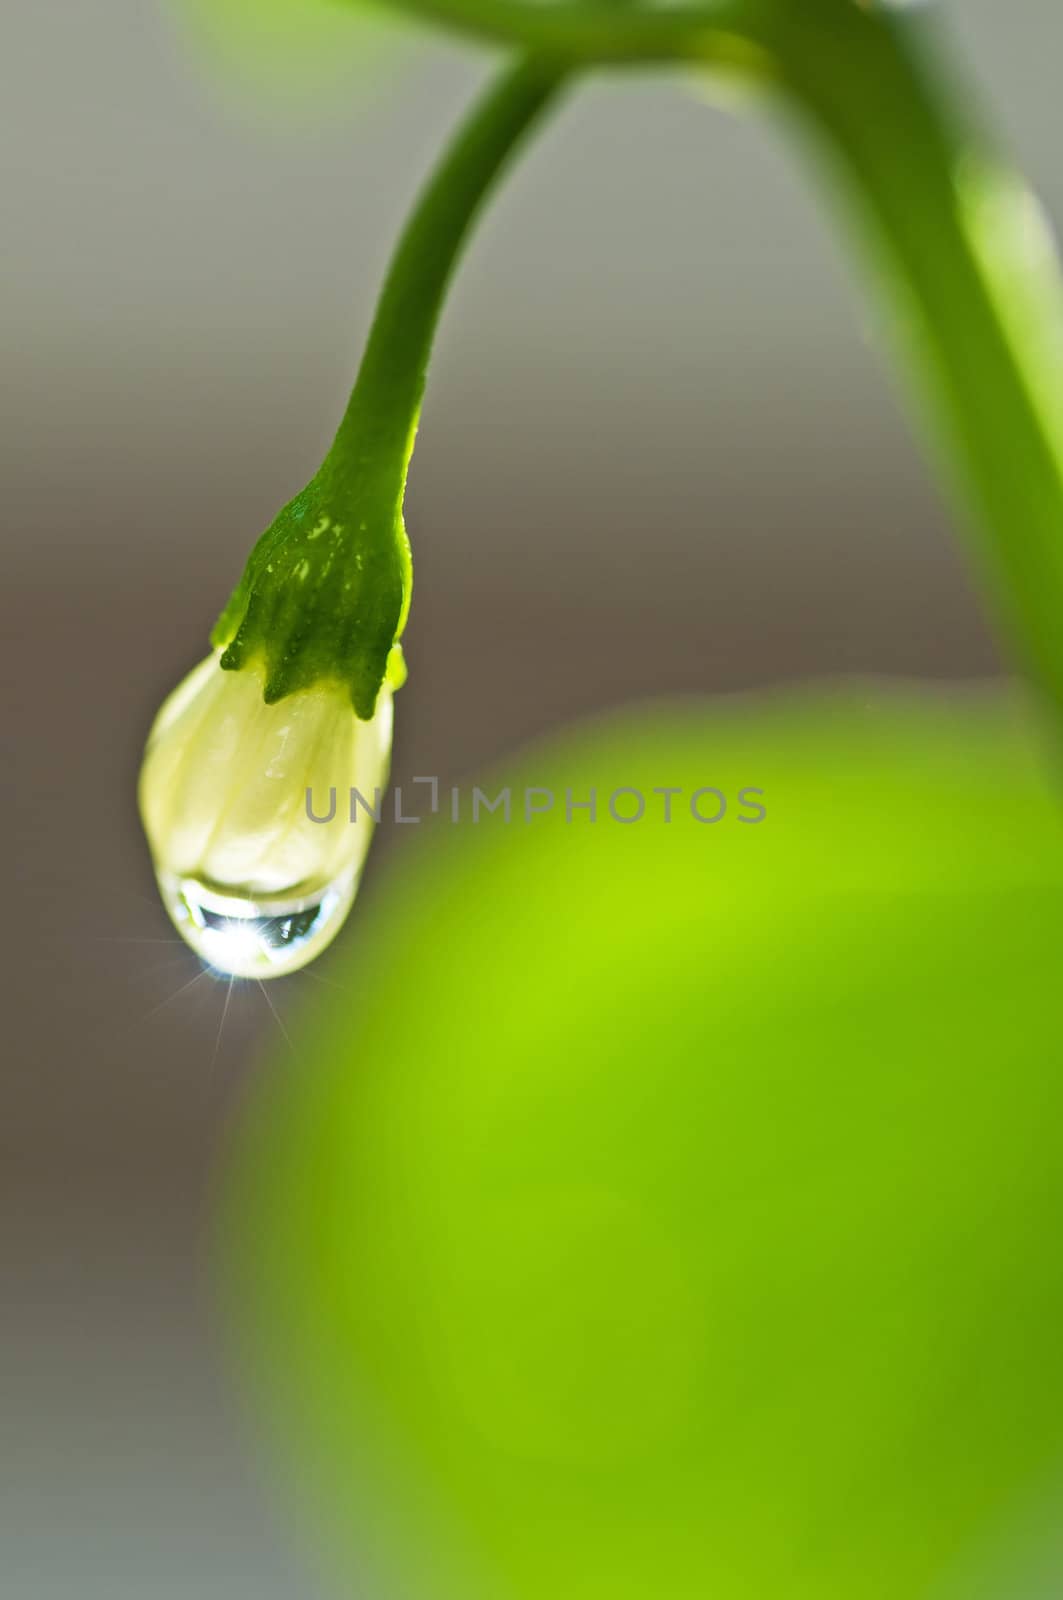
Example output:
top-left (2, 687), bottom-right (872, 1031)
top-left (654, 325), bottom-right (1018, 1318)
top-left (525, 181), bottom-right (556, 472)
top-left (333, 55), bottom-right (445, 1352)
top-left (3, 2), bottom-right (1061, 1594)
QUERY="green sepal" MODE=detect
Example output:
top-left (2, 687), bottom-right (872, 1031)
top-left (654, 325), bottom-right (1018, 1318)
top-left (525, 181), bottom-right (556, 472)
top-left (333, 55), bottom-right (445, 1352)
top-left (211, 473), bottom-right (411, 721)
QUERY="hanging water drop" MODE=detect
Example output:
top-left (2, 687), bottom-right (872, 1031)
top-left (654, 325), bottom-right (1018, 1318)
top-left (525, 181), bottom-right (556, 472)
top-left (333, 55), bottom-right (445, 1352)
top-left (155, 871), bottom-right (360, 979)
top-left (139, 654), bottom-right (392, 979)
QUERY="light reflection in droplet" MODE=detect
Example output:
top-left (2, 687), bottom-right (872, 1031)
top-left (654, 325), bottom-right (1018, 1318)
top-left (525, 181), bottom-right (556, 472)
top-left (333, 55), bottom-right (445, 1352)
top-left (155, 870), bottom-right (357, 979)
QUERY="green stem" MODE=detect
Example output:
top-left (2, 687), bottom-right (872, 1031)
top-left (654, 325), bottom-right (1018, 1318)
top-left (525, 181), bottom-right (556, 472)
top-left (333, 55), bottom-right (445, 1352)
top-left (214, 58), bottom-right (566, 718)
top-left (364, 0), bottom-right (1063, 727)
top-left (219, 0), bottom-right (1063, 736)
top-left (324, 57), bottom-right (566, 523)
top-left (772, 6), bottom-right (1063, 725)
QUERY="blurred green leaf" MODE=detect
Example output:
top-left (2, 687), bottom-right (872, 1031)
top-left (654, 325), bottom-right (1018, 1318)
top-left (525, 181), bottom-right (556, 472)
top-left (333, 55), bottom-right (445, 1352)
top-left (165, 0), bottom-right (406, 116)
top-left (224, 688), bottom-right (1063, 1599)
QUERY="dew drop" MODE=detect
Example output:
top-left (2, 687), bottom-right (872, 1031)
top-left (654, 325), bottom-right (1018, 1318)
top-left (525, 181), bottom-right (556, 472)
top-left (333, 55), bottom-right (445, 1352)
top-left (155, 869), bottom-right (357, 979)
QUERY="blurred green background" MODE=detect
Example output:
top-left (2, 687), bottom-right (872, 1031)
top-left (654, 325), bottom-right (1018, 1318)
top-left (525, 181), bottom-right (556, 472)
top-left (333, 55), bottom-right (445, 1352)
top-left (5, 0), bottom-right (1063, 1595)
top-left (227, 692), bottom-right (1063, 1599)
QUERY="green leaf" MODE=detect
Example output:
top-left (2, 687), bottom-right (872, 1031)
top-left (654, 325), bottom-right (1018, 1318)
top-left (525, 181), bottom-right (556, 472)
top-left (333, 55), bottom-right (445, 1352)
top-left (165, 0), bottom-right (403, 114)
top-left (222, 687), bottom-right (1063, 1599)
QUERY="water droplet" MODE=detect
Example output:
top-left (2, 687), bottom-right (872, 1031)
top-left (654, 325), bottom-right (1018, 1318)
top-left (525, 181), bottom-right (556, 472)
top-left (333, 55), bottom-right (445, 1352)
top-left (155, 869), bottom-right (357, 979)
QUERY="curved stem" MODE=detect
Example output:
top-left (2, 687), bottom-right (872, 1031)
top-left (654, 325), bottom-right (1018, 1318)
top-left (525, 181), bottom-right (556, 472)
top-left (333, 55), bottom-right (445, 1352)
top-left (224, 0), bottom-right (1063, 737)
top-left (216, 58), bottom-right (567, 716)
top-left (322, 57), bottom-right (567, 519)
top-left (773, 6), bottom-right (1063, 728)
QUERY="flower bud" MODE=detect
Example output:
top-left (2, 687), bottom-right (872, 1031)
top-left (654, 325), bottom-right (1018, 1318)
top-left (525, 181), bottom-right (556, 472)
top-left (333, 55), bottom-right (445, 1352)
top-left (138, 653), bottom-right (392, 978)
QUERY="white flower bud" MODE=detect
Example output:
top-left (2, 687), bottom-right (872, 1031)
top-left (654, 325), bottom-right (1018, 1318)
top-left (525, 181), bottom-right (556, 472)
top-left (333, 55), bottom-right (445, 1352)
top-left (139, 652), bottom-right (392, 978)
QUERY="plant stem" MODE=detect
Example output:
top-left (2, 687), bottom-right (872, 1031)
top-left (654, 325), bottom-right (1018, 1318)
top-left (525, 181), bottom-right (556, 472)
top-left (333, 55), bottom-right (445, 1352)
top-left (224, 0), bottom-right (1063, 732)
top-left (216, 58), bottom-right (567, 716)
top-left (323, 56), bottom-right (567, 516)
top-left (772, 6), bottom-right (1063, 725)
top-left (365, 0), bottom-right (1063, 728)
